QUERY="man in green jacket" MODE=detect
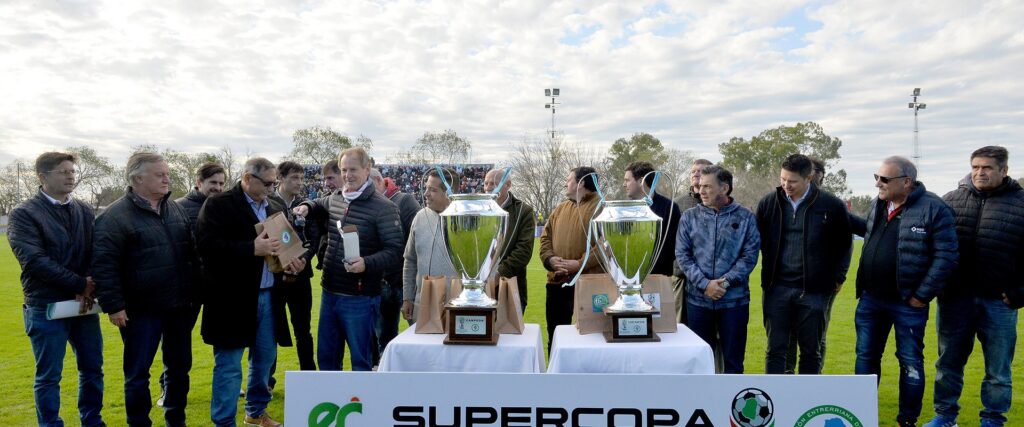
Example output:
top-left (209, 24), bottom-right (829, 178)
top-left (484, 168), bottom-right (536, 312)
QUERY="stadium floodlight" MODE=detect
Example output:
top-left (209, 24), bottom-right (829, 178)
top-left (908, 88), bottom-right (927, 166)
top-left (545, 88), bottom-right (562, 139)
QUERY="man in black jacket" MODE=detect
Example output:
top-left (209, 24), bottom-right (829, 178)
top-left (623, 161), bottom-right (680, 278)
top-left (370, 167), bottom-right (419, 364)
top-left (9, 152), bottom-right (105, 427)
top-left (294, 147), bottom-right (403, 372)
top-left (924, 146), bottom-right (1023, 427)
top-left (756, 154), bottom-right (852, 375)
top-left (197, 157), bottom-right (303, 427)
top-left (149, 161), bottom-right (224, 408)
top-left (855, 156), bottom-right (958, 427)
top-left (93, 152), bottom-right (199, 427)
top-left (484, 168), bottom-right (536, 311)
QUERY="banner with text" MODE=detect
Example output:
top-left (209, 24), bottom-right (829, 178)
top-left (286, 372), bottom-right (877, 427)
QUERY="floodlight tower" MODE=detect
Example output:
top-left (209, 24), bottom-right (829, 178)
top-left (544, 88), bottom-right (561, 139)
top-left (908, 88), bottom-right (927, 166)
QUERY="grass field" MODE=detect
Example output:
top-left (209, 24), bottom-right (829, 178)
top-left (1, 235), bottom-right (1021, 426)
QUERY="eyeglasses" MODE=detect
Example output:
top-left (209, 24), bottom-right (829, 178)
top-left (873, 174), bottom-right (908, 184)
top-left (46, 169), bottom-right (78, 176)
top-left (251, 174), bottom-right (280, 188)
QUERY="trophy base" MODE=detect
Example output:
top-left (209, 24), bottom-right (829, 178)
top-left (602, 307), bottom-right (661, 343)
top-left (443, 304), bottom-right (499, 346)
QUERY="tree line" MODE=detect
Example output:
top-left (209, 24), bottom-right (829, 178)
top-left (3, 121), bottom-right (923, 219)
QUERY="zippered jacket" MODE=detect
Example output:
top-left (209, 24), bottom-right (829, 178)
top-left (755, 185), bottom-right (853, 293)
top-left (675, 200), bottom-right (761, 309)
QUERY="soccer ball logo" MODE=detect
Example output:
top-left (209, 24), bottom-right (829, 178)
top-left (730, 388), bottom-right (774, 427)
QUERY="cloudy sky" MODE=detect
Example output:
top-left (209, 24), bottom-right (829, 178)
top-left (1, 0), bottom-right (1021, 195)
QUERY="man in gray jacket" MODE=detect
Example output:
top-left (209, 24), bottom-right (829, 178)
top-left (402, 167), bottom-right (459, 322)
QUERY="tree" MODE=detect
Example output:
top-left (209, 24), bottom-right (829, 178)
top-left (658, 148), bottom-right (697, 199)
top-left (719, 122), bottom-right (849, 208)
top-left (0, 159), bottom-right (33, 215)
top-left (67, 146), bottom-right (118, 207)
top-left (606, 133), bottom-right (669, 175)
top-left (412, 129), bottom-right (471, 165)
top-left (507, 134), bottom-right (606, 219)
top-left (848, 194), bottom-right (874, 217)
top-left (290, 126), bottom-right (372, 165)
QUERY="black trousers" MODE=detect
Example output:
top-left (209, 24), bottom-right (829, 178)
top-left (373, 277), bottom-right (403, 366)
top-left (545, 282), bottom-right (575, 354)
top-left (763, 286), bottom-right (829, 374)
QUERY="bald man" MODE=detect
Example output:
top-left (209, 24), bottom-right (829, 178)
top-left (483, 168), bottom-right (536, 311)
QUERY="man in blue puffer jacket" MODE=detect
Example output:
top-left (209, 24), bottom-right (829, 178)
top-left (855, 156), bottom-right (958, 427)
top-left (676, 165), bottom-right (761, 374)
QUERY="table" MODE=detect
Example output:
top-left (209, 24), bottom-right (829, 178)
top-left (546, 324), bottom-right (714, 374)
top-left (378, 323), bottom-right (545, 373)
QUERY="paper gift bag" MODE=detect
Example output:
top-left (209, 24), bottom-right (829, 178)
top-left (642, 274), bottom-right (678, 333)
top-left (494, 277), bottom-right (525, 334)
top-left (254, 212), bottom-right (307, 273)
top-left (414, 275), bottom-right (449, 334)
top-left (573, 274), bottom-right (619, 334)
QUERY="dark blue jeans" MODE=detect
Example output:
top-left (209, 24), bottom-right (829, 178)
top-left (317, 291), bottom-right (380, 371)
top-left (211, 289), bottom-right (276, 426)
top-left (934, 296), bottom-right (1017, 425)
top-left (855, 293), bottom-right (928, 425)
top-left (119, 307), bottom-right (194, 427)
top-left (687, 302), bottom-right (749, 374)
top-left (23, 305), bottom-right (105, 427)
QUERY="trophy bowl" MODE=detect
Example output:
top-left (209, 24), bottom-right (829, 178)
top-left (591, 199), bottom-right (664, 312)
top-left (440, 193), bottom-right (508, 307)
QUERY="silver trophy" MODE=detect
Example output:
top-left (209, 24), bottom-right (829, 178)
top-left (591, 199), bottom-right (665, 313)
top-left (440, 193), bottom-right (508, 307)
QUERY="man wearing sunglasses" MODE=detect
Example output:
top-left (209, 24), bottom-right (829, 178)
top-left (924, 146), bottom-right (1023, 427)
top-left (197, 157), bottom-right (304, 427)
top-left (854, 156), bottom-right (958, 427)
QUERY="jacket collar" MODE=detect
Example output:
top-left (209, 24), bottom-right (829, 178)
top-left (697, 197), bottom-right (740, 214)
top-left (185, 187), bottom-right (206, 203)
top-left (126, 186), bottom-right (171, 214)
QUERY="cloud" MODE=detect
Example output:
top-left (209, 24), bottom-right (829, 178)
top-left (0, 0), bottom-right (1021, 196)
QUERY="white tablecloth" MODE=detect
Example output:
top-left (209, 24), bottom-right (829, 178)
top-left (378, 323), bottom-right (545, 373)
top-left (546, 324), bottom-right (715, 374)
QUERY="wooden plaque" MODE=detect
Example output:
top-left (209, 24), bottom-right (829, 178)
top-left (443, 305), bottom-right (499, 345)
top-left (602, 308), bottom-right (661, 343)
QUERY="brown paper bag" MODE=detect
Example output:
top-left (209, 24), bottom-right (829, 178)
top-left (254, 212), bottom-right (307, 273)
top-left (414, 276), bottom-right (449, 334)
top-left (642, 274), bottom-right (678, 333)
top-left (495, 277), bottom-right (525, 334)
top-left (573, 274), bottom-right (619, 334)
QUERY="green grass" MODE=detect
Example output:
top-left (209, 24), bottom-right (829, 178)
top-left (0, 236), bottom-right (1021, 426)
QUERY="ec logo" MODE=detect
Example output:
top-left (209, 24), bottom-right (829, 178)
top-left (309, 397), bottom-right (362, 427)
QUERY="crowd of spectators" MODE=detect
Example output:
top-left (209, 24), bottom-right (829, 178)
top-left (300, 163), bottom-right (493, 201)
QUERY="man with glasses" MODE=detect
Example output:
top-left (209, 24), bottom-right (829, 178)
top-left (9, 152), bottom-right (106, 427)
top-left (924, 146), bottom-right (1023, 427)
top-left (854, 156), bottom-right (958, 427)
top-left (293, 148), bottom-right (404, 372)
top-left (197, 157), bottom-right (304, 427)
top-left (93, 152), bottom-right (200, 427)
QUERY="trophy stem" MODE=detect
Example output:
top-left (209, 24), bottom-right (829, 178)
top-left (448, 279), bottom-right (497, 307)
top-left (605, 283), bottom-right (654, 312)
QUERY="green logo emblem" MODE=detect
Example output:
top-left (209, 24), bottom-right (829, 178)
top-left (793, 405), bottom-right (863, 427)
top-left (309, 397), bottom-right (362, 427)
top-left (592, 293), bottom-right (610, 312)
